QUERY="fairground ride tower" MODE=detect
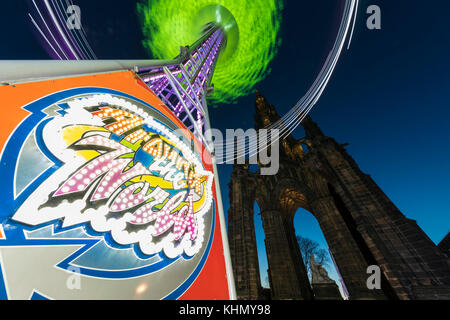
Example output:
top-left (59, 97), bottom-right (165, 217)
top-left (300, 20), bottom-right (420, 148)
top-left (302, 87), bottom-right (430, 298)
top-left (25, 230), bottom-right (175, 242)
top-left (137, 24), bottom-right (226, 148)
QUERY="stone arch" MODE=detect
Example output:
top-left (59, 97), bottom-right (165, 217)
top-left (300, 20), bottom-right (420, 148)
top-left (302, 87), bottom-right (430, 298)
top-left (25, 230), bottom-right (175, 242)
top-left (301, 173), bottom-right (388, 299)
top-left (325, 182), bottom-right (398, 299)
top-left (253, 179), bottom-right (314, 299)
top-left (293, 207), bottom-right (344, 300)
top-left (306, 167), bottom-right (396, 299)
top-left (253, 182), bottom-right (271, 213)
top-left (274, 179), bottom-right (345, 300)
top-left (280, 187), bottom-right (310, 217)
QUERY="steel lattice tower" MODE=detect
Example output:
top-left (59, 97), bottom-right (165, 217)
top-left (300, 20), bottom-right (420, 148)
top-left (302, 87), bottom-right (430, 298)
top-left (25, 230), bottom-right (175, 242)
top-left (137, 25), bottom-right (226, 148)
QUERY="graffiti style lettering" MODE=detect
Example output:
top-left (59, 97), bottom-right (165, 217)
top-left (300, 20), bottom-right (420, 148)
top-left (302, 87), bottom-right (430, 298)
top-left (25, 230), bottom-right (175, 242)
top-left (13, 94), bottom-right (213, 258)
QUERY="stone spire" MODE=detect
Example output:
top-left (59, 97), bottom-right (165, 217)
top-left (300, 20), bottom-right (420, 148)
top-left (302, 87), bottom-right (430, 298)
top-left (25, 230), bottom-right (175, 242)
top-left (254, 91), bottom-right (281, 130)
top-left (302, 115), bottom-right (325, 138)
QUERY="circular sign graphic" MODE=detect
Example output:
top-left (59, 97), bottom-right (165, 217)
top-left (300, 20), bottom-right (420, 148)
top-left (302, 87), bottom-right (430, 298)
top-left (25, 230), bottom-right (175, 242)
top-left (1, 88), bottom-right (215, 299)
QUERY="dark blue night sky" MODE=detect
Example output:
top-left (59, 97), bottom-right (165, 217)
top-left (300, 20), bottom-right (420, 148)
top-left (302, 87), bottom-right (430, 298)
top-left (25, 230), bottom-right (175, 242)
top-left (211, 0), bottom-right (450, 245)
top-left (207, 0), bottom-right (450, 288)
top-left (0, 0), bottom-right (449, 290)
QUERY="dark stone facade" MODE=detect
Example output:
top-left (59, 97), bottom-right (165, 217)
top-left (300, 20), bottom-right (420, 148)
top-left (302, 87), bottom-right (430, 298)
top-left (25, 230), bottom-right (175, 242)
top-left (227, 92), bottom-right (450, 300)
top-left (312, 283), bottom-right (342, 300)
top-left (438, 233), bottom-right (450, 258)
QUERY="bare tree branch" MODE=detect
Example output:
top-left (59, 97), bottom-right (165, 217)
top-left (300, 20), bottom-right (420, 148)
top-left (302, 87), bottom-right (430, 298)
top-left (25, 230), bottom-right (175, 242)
top-left (296, 235), bottom-right (330, 280)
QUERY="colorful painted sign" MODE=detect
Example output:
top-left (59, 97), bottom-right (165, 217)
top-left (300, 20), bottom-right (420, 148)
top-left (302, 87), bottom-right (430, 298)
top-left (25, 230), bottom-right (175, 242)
top-left (0, 71), bottom-right (230, 300)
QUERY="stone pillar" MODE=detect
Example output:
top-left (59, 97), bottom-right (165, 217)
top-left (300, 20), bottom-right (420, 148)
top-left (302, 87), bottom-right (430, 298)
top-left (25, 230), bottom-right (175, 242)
top-left (228, 205), bottom-right (261, 300)
top-left (228, 172), bottom-right (261, 299)
top-left (312, 196), bottom-right (386, 299)
top-left (323, 143), bottom-right (450, 299)
top-left (438, 233), bottom-right (450, 257)
top-left (260, 210), bottom-right (312, 300)
top-left (285, 213), bottom-right (315, 299)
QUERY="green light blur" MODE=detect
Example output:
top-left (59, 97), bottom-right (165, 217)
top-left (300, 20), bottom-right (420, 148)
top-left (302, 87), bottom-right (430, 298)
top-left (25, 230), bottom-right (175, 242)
top-left (137, 0), bottom-right (283, 104)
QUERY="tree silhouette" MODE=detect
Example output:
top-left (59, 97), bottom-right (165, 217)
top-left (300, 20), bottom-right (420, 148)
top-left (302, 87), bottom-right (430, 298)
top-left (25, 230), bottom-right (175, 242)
top-left (296, 235), bottom-right (330, 281)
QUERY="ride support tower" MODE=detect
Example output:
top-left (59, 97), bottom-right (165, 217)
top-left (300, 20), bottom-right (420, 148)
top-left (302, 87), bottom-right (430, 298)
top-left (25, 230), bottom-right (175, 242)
top-left (137, 24), bottom-right (226, 148)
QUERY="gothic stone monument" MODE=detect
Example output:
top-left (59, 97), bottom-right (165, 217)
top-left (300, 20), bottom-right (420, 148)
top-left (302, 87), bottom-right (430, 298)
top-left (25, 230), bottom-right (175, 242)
top-left (227, 92), bottom-right (450, 300)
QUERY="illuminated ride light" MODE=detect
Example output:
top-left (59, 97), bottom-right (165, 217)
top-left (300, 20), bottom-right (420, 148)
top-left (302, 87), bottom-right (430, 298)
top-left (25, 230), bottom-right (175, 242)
top-left (137, 25), bottom-right (226, 149)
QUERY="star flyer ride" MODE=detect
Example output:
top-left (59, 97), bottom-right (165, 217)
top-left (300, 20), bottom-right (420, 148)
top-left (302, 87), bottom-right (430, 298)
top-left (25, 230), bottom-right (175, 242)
top-left (0, 23), bottom-right (235, 300)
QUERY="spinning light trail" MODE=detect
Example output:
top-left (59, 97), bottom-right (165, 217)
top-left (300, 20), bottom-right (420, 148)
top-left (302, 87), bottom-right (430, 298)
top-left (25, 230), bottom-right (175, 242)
top-left (28, 0), bottom-right (96, 60)
top-left (27, 0), bottom-right (360, 160)
top-left (230, 0), bottom-right (360, 161)
top-left (137, 0), bottom-right (283, 104)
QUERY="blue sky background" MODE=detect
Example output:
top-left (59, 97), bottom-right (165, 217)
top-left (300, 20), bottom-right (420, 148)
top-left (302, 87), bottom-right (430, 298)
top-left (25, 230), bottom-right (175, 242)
top-left (209, 0), bottom-right (450, 292)
top-left (1, 0), bottom-right (449, 294)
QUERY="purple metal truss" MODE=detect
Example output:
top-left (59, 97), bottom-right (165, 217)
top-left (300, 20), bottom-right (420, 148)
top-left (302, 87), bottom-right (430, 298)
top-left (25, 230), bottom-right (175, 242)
top-left (28, 0), bottom-right (225, 148)
top-left (138, 27), bottom-right (225, 141)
